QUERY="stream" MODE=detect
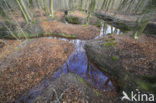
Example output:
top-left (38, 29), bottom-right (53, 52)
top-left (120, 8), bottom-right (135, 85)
top-left (17, 21), bottom-right (122, 103)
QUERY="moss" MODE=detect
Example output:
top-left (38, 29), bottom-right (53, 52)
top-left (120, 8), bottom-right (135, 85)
top-left (101, 42), bottom-right (113, 47)
top-left (94, 23), bottom-right (101, 27)
top-left (137, 80), bottom-right (149, 90)
top-left (5, 32), bottom-right (77, 39)
top-left (115, 22), bottom-right (132, 31)
top-left (98, 66), bottom-right (109, 73)
top-left (106, 38), bottom-right (115, 42)
top-left (76, 76), bottom-right (86, 84)
top-left (15, 32), bottom-right (43, 39)
top-left (1, 32), bottom-right (43, 39)
top-left (45, 33), bottom-right (77, 39)
top-left (122, 30), bottom-right (130, 33)
top-left (82, 24), bottom-right (87, 27)
top-left (142, 75), bottom-right (156, 83)
top-left (111, 56), bottom-right (118, 61)
top-left (65, 16), bottom-right (80, 24)
top-left (136, 75), bottom-right (156, 95)
top-left (31, 20), bottom-right (36, 24)
top-left (94, 90), bottom-right (103, 96)
top-left (101, 40), bottom-right (116, 47)
top-left (15, 47), bottom-right (19, 51)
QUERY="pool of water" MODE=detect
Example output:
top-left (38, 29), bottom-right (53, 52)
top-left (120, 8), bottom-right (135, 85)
top-left (52, 21), bottom-right (121, 91)
top-left (16, 21), bottom-right (122, 103)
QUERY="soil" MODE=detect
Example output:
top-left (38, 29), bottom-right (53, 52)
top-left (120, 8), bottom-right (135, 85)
top-left (41, 20), bottom-right (100, 40)
top-left (0, 37), bottom-right (74, 103)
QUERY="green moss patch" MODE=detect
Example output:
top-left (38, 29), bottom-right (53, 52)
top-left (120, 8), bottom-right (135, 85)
top-left (45, 32), bottom-right (77, 39)
top-left (65, 16), bottom-right (80, 24)
top-left (101, 41), bottom-right (116, 47)
top-left (101, 38), bottom-right (117, 47)
top-left (136, 76), bottom-right (156, 95)
top-left (76, 76), bottom-right (86, 84)
top-left (111, 56), bottom-right (118, 61)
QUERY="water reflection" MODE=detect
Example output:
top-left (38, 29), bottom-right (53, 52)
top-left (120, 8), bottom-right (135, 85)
top-left (52, 38), bottom-right (113, 90)
top-left (96, 21), bottom-right (122, 39)
top-left (51, 21), bottom-right (120, 90)
top-left (17, 21), bottom-right (120, 103)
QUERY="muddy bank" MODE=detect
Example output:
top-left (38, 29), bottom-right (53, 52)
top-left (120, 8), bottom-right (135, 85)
top-left (41, 20), bottom-right (100, 40)
top-left (85, 35), bottom-right (156, 94)
top-left (30, 73), bottom-right (118, 103)
top-left (0, 37), bottom-right (73, 103)
top-left (95, 11), bottom-right (156, 35)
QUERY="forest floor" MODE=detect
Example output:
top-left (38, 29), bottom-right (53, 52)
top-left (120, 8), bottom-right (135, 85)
top-left (0, 9), bottom-right (156, 103)
top-left (0, 38), bottom-right (73, 103)
top-left (86, 33), bottom-right (156, 76)
top-left (0, 39), bottom-right (21, 59)
top-left (41, 20), bottom-right (100, 40)
top-left (85, 34), bottom-right (156, 99)
top-left (68, 10), bottom-right (88, 19)
top-left (115, 34), bottom-right (156, 75)
top-left (1, 10), bottom-right (100, 40)
top-left (0, 34), bottom-right (155, 103)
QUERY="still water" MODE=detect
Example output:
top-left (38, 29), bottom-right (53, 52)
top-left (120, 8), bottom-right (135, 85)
top-left (17, 21), bottom-right (122, 103)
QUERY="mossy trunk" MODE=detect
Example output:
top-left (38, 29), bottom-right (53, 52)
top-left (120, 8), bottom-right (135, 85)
top-left (79, 0), bottom-right (83, 10)
top-left (43, 0), bottom-right (49, 15)
top-left (133, 0), bottom-right (154, 39)
top-left (49, 0), bottom-right (54, 18)
top-left (86, 0), bottom-right (96, 24)
top-left (19, 0), bottom-right (32, 21)
top-left (15, 0), bottom-right (30, 24)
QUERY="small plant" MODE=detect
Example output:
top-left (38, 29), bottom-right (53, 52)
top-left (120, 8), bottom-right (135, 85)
top-left (111, 55), bottom-right (118, 61)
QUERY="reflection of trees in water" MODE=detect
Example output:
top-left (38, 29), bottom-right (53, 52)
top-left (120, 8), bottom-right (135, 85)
top-left (102, 22), bottom-right (121, 35)
top-left (86, 61), bottom-right (111, 89)
top-left (103, 78), bottom-right (110, 89)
